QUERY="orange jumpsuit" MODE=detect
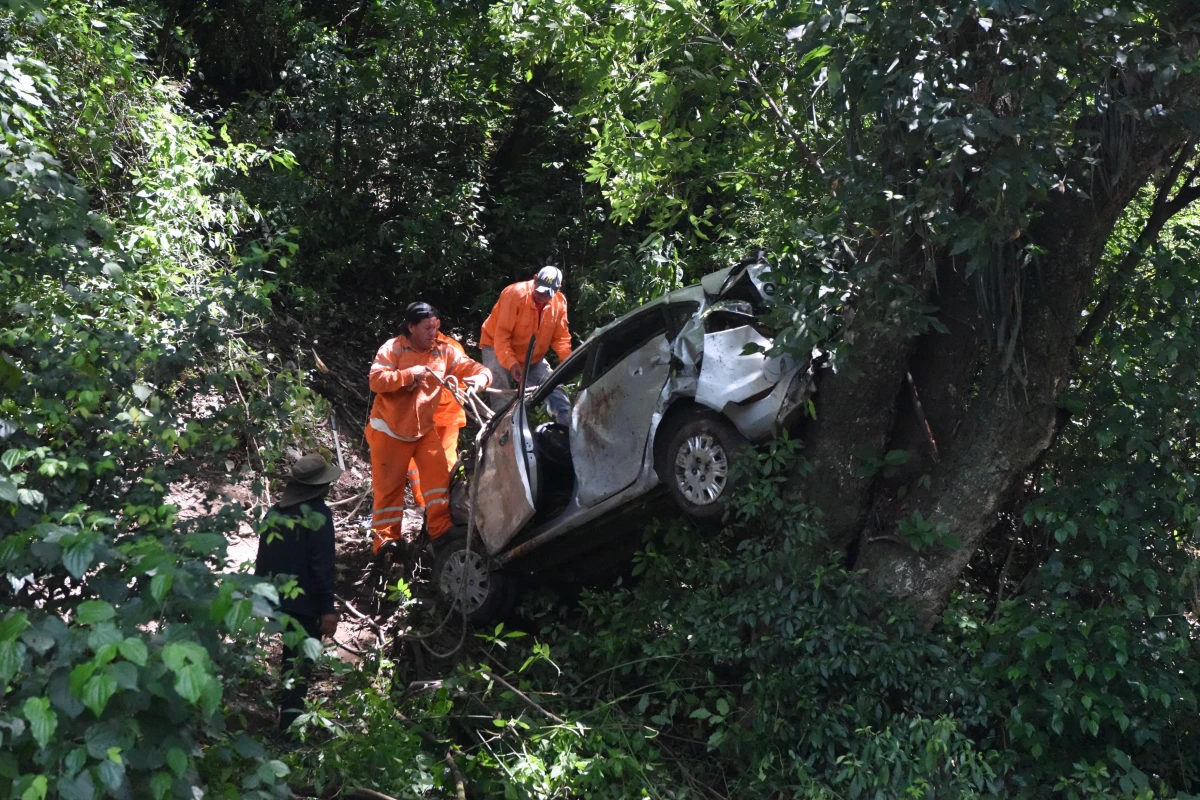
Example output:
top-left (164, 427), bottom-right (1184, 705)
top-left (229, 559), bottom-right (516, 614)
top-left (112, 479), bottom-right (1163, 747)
top-left (407, 336), bottom-right (469, 507)
top-left (479, 279), bottom-right (572, 373)
top-left (366, 332), bottom-right (490, 552)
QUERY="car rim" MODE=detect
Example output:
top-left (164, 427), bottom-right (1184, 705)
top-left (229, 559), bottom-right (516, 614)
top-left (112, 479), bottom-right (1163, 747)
top-left (674, 433), bottom-right (728, 505)
top-left (439, 548), bottom-right (491, 613)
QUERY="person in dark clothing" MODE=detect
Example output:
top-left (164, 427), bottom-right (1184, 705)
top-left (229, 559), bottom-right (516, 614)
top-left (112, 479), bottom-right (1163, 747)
top-left (255, 453), bottom-right (342, 732)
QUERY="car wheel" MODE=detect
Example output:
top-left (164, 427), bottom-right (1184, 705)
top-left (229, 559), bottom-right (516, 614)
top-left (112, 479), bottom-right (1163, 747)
top-left (433, 529), bottom-right (508, 622)
top-left (659, 411), bottom-right (748, 520)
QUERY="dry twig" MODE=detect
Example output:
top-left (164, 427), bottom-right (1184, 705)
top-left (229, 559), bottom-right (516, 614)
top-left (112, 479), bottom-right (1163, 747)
top-left (481, 670), bottom-right (567, 726)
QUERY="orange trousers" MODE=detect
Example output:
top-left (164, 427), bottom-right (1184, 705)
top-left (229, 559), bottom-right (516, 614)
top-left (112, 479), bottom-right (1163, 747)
top-left (366, 425), bottom-right (452, 553)
top-left (407, 425), bottom-right (462, 507)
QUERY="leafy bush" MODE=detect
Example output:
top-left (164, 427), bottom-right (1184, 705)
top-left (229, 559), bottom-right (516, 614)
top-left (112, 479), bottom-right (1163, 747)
top-left (1, 2), bottom-right (311, 796)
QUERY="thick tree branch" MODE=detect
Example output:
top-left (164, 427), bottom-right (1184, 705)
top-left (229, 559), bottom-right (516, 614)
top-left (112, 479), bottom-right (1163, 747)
top-left (1077, 140), bottom-right (1200, 347)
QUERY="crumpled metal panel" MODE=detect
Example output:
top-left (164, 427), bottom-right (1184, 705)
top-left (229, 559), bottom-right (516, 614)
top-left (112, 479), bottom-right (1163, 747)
top-left (671, 311), bottom-right (705, 375)
top-left (699, 266), bottom-right (735, 295)
top-left (473, 403), bottom-right (537, 555)
top-left (722, 365), bottom-right (813, 441)
top-left (571, 334), bottom-right (672, 507)
top-left (695, 325), bottom-right (795, 410)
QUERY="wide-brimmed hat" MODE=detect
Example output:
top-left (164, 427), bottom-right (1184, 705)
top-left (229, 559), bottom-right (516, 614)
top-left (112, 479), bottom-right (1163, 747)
top-left (278, 453), bottom-right (342, 507)
top-left (533, 266), bottom-right (563, 298)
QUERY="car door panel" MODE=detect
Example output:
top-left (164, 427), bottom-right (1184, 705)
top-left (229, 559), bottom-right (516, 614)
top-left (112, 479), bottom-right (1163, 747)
top-left (473, 401), bottom-right (538, 555)
top-left (572, 334), bottom-right (671, 507)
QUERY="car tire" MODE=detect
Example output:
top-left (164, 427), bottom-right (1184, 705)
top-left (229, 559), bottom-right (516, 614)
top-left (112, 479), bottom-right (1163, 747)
top-left (658, 410), bottom-right (748, 520)
top-left (433, 529), bottom-right (508, 623)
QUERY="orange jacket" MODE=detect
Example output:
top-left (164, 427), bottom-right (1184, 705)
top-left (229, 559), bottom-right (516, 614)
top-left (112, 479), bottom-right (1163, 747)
top-left (434, 335), bottom-right (468, 430)
top-left (368, 332), bottom-right (489, 441)
top-left (479, 279), bottom-right (572, 372)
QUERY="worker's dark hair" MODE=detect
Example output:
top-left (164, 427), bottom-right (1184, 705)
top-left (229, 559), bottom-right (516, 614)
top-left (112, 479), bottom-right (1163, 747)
top-left (402, 301), bottom-right (440, 336)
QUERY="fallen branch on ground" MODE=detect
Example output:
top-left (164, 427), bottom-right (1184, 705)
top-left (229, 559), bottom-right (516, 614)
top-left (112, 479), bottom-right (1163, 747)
top-left (328, 487), bottom-right (370, 507)
top-left (480, 669), bottom-right (567, 726)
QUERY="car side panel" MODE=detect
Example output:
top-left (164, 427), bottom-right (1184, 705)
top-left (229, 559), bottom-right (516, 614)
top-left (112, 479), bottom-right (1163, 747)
top-left (571, 334), bottom-right (672, 507)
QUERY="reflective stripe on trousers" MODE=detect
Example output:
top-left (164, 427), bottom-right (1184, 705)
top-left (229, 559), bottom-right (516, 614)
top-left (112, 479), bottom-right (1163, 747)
top-left (365, 425), bottom-right (453, 553)
top-left (406, 425), bottom-right (461, 507)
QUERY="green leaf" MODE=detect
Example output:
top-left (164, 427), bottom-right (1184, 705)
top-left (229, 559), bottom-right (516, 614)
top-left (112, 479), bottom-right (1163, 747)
top-left (715, 697), bottom-right (730, 716)
top-left (70, 662), bottom-right (98, 697)
top-left (167, 747), bottom-right (188, 778)
top-left (0, 611), bottom-right (29, 642)
top-left (87, 623), bottom-right (123, 651)
top-left (150, 572), bottom-right (173, 603)
top-left (98, 758), bottom-right (125, 792)
top-left (0, 640), bottom-right (26, 683)
top-left (150, 771), bottom-right (172, 800)
top-left (799, 44), bottom-right (832, 66)
top-left (107, 661), bottom-right (139, 691)
top-left (76, 600), bottom-right (115, 625)
top-left (223, 599), bottom-right (251, 632)
top-left (174, 663), bottom-right (208, 704)
top-left (118, 637), bottom-right (148, 666)
top-left (82, 671), bottom-right (119, 717)
top-left (22, 697), bottom-right (57, 749)
top-left (0, 478), bottom-right (17, 504)
top-left (21, 775), bottom-right (47, 800)
top-left (162, 641), bottom-right (208, 672)
top-left (63, 543), bottom-right (95, 579)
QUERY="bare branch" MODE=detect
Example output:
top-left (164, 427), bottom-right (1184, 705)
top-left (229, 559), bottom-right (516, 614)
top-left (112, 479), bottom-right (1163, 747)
top-left (481, 670), bottom-right (568, 726)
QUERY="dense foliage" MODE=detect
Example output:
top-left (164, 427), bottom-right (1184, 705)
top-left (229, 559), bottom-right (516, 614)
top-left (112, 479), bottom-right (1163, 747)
top-left (0, 2), bottom-right (320, 796)
top-left (3, 0), bottom-right (1200, 798)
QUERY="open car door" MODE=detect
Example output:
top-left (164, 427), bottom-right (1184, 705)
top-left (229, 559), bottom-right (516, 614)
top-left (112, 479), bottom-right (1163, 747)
top-left (472, 396), bottom-right (539, 555)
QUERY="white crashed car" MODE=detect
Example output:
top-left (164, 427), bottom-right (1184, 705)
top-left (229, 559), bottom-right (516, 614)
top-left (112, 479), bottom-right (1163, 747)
top-left (437, 257), bottom-right (813, 619)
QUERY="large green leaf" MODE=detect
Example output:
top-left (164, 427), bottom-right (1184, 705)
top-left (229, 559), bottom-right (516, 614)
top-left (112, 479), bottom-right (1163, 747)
top-left (173, 663), bottom-right (208, 705)
top-left (0, 611), bottom-right (29, 642)
top-left (62, 542), bottom-right (95, 579)
top-left (117, 637), bottom-right (147, 666)
top-left (81, 671), bottom-right (119, 717)
top-left (75, 600), bottom-right (115, 625)
top-left (0, 640), bottom-right (26, 684)
top-left (21, 697), bottom-right (57, 749)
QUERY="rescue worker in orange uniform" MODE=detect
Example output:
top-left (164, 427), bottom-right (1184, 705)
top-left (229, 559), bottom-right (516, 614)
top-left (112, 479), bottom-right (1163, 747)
top-left (479, 266), bottom-right (572, 425)
top-left (367, 303), bottom-right (490, 554)
top-left (406, 334), bottom-right (468, 510)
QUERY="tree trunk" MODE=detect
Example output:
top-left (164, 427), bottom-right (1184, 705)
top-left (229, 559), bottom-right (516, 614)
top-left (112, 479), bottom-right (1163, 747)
top-left (803, 87), bottom-right (1198, 625)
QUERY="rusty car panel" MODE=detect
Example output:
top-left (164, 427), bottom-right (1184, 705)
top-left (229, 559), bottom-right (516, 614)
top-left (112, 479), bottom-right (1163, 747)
top-left (472, 402), bottom-right (537, 555)
top-left (572, 334), bottom-right (672, 507)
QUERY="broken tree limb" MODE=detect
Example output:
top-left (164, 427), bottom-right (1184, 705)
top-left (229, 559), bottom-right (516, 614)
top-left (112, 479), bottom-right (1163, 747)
top-left (328, 487), bottom-right (370, 507)
top-left (480, 669), bottom-right (567, 726)
top-left (351, 788), bottom-right (420, 800)
top-left (444, 750), bottom-right (468, 800)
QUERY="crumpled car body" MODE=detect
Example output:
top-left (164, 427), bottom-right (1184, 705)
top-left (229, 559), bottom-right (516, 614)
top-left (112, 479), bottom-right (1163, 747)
top-left (440, 258), bottom-right (813, 617)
